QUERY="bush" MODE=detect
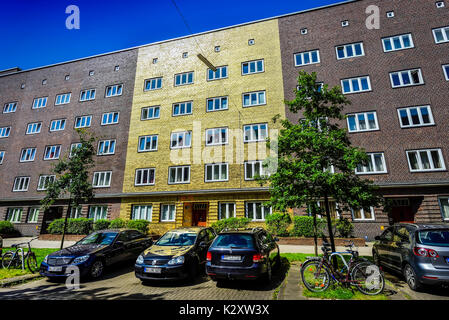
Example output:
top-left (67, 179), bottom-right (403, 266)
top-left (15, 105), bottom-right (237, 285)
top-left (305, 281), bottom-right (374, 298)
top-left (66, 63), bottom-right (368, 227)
top-left (47, 219), bottom-right (65, 234)
top-left (109, 218), bottom-right (126, 229)
top-left (335, 217), bottom-right (354, 238)
top-left (127, 220), bottom-right (150, 234)
top-left (211, 217), bottom-right (251, 234)
top-left (265, 213), bottom-right (291, 236)
top-left (93, 219), bottom-right (110, 231)
top-left (291, 216), bottom-right (325, 237)
top-left (0, 221), bottom-right (15, 235)
top-left (47, 218), bottom-right (93, 235)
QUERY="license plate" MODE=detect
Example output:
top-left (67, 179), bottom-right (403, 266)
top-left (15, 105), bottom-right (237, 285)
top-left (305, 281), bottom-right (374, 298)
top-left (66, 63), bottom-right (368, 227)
top-left (48, 266), bottom-right (62, 272)
top-left (144, 267), bottom-right (161, 274)
top-left (222, 255), bottom-right (241, 261)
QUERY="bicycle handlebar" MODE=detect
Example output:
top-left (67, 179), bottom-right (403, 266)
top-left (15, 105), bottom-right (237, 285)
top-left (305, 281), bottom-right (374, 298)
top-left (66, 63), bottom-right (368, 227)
top-left (11, 237), bottom-right (38, 248)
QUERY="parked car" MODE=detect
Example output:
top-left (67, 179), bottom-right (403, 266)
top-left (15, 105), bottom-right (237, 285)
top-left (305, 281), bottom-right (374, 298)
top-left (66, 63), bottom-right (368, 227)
top-left (372, 223), bottom-right (449, 291)
top-left (40, 229), bottom-right (153, 280)
top-left (206, 227), bottom-right (280, 283)
top-left (135, 227), bottom-right (216, 281)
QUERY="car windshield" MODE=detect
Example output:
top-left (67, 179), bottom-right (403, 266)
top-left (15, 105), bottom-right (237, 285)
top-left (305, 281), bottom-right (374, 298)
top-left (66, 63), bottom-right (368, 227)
top-left (212, 234), bottom-right (255, 249)
top-left (417, 229), bottom-right (449, 247)
top-left (77, 232), bottom-right (117, 245)
top-left (155, 232), bottom-right (197, 246)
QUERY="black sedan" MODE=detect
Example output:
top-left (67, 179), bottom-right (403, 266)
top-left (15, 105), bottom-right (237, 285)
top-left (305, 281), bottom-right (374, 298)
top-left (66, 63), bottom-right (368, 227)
top-left (40, 229), bottom-right (153, 279)
top-left (135, 227), bottom-right (216, 281)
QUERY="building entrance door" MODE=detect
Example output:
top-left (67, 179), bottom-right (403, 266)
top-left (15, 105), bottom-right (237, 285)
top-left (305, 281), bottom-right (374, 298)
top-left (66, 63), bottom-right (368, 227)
top-left (389, 198), bottom-right (414, 224)
top-left (192, 203), bottom-right (208, 227)
top-left (41, 206), bottom-right (63, 234)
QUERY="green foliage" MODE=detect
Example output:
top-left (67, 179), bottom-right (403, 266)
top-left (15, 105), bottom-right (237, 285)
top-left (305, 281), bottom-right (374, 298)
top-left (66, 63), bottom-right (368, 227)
top-left (291, 216), bottom-right (325, 237)
top-left (109, 218), bottom-right (126, 229)
top-left (127, 220), bottom-right (150, 234)
top-left (265, 212), bottom-right (292, 236)
top-left (0, 221), bottom-right (15, 235)
top-left (93, 219), bottom-right (110, 231)
top-left (335, 217), bottom-right (354, 238)
top-left (47, 218), bottom-right (93, 235)
top-left (210, 217), bottom-right (251, 234)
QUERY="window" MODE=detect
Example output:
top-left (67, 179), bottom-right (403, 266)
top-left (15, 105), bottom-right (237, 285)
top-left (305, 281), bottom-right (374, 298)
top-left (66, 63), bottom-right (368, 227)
top-left (436, 1), bottom-right (445, 8)
top-left (245, 160), bottom-right (268, 180)
top-left (219, 203), bottom-right (235, 220)
top-left (382, 34), bottom-right (414, 52)
top-left (352, 207), bottom-right (375, 221)
top-left (27, 208), bottom-right (39, 223)
top-left (89, 70), bottom-right (95, 76)
top-left (443, 64), bottom-right (449, 81)
top-left (37, 175), bottom-right (55, 191)
top-left (214, 46), bottom-right (221, 52)
top-left (407, 149), bottom-right (445, 172)
top-left (32, 97), bottom-right (47, 109)
top-left (438, 197), bottom-right (449, 221)
top-left (341, 20), bottom-right (349, 27)
top-left (105, 84), bottom-right (123, 97)
top-left (248, 39), bottom-right (255, 46)
top-left (243, 123), bottom-right (268, 142)
top-left (168, 166), bottom-right (190, 184)
top-left (65, 75), bottom-right (70, 81)
top-left (55, 93), bottom-right (71, 105)
top-left (20, 148), bottom-right (36, 162)
top-left (160, 204), bottom-right (176, 222)
top-left (132, 205), bottom-right (152, 221)
top-left (390, 69), bottom-right (424, 88)
top-left (356, 153), bottom-right (387, 174)
top-left (341, 76), bottom-right (371, 94)
top-left (13, 177), bottom-right (30, 192)
top-left (26, 122), bottom-right (42, 135)
top-left (6, 208), bottom-right (23, 223)
top-left (174, 72), bottom-right (194, 86)
top-left (114, 66), bottom-right (120, 71)
top-left (207, 96), bottom-right (228, 112)
top-left (206, 128), bottom-right (228, 146)
top-left (207, 66), bottom-right (228, 81)
top-left (80, 89), bottom-right (96, 101)
top-left (135, 168), bottom-right (155, 186)
top-left (101, 112), bottom-right (119, 125)
top-left (205, 163), bottom-right (228, 182)
top-left (170, 131), bottom-right (191, 149)
top-left (92, 171), bottom-right (112, 188)
top-left (144, 77), bottom-right (162, 91)
top-left (70, 143), bottom-right (81, 158)
top-left (246, 202), bottom-right (271, 221)
top-left (242, 59), bottom-right (264, 75)
top-left (294, 50), bottom-right (320, 66)
top-left (347, 112), bottom-right (379, 132)
top-left (141, 106), bottom-right (160, 120)
top-left (21, 83), bottom-right (25, 89)
top-left (300, 28), bottom-right (308, 35)
top-left (172, 101), bottom-right (192, 116)
top-left (138, 135), bottom-right (158, 152)
top-left (152, 58), bottom-right (158, 64)
top-left (433, 26), bottom-right (449, 43)
top-left (387, 11), bottom-right (395, 18)
top-left (397, 106), bottom-right (434, 128)
top-left (182, 52), bottom-right (188, 58)
top-left (44, 145), bottom-right (61, 160)
top-left (50, 119), bottom-right (66, 132)
top-left (42, 79), bottom-right (47, 85)
top-left (69, 207), bottom-right (81, 219)
top-left (243, 91), bottom-right (266, 107)
top-left (336, 42), bottom-right (364, 59)
top-left (88, 206), bottom-right (107, 221)
top-left (0, 151), bottom-right (5, 164)
top-left (74, 115), bottom-right (92, 129)
top-left (97, 139), bottom-right (116, 155)
top-left (0, 127), bottom-right (10, 138)
top-left (3, 102), bottom-right (17, 113)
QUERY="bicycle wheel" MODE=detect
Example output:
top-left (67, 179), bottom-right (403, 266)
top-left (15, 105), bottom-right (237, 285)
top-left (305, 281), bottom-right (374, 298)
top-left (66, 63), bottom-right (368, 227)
top-left (301, 260), bottom-right (331, 292)
top-left (350, 262), bottom-right (385, 295)
top-left (26, 252), bottom-right (39, 273)
top-left (2, 252), bottom-right (19, 269)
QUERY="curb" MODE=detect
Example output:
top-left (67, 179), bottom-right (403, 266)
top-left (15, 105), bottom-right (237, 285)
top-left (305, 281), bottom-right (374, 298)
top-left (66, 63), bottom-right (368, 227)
top-left (0, 273), bottom-right (42, 288)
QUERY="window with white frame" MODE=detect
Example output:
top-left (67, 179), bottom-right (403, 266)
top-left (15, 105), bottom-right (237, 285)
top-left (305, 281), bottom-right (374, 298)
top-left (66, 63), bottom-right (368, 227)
top-left (27, 208), bottom-right (39, 223)
top-left (170, 131), bottom-right (191, 149)
top-left (243, 91), bottom-right (266, 107)
top-left (50, 119), bottom-right (66, 132)
top-left (407, 149), bottom-right (445, 172)
top-left (132, 205), bottom-right (152, 221)
top-left (135, 168), bottom-right (155, 186)
top-left (144, 77), bottom-right (162, 91)
top-left (294, 50), bottom-right (320, 66)
top-left (26, 122), bottom-right (42, 135)
top-left (13, 177), bottom-right (30, 192)
top-left (44, 145), bottom-right (61, 160)
top-left (174, 72), bottom-right (194, 86)
top-left (97, 139), bottom-right (116, 155)
top-left (172, 101), bottom-right (192, 116)
top-left (219, 203), bottom-right (235, 220)
top-left (141, 106), bottom-right (160, 120)
top-left (246, 202), bottom-right (271, 221)
top-left (341, 76), bottom-right (371, 94)
top-left (168, 166), bottom-right (190, 184)
top-left (88, 206), bottom-right (107, 221)
top-left (243, 123), bottom-right (268, 142)
top-left (0, 127), bottom-right (11, 138)
top-left (3, 102), bottom-right (17, 113)
top-left (74, 115), bottom-right (92, 129)
top-left (55, 93), bottom-right (71, 105)
top-left (245, 160), bottom-right (268, 180)
top-left (70, 143), bottom-right (81, 158)
top-left (443, 64), bottom-right (449, 81)
top-left (138, 135), bottom-right (158, 152)
top-left (32, 97), bottom-right (47, 109)
top-left (205, 163), bottom-right (228, 182)
top-left (92, 171), bottom-right (112, 188)
top-left (438, 197), bottom-right (449, 221)
top-left (101, 112), bottom-right (119, 125)
top-left (206, 127), bottom-right (228, 146)
top-left (336, 42), bottom-right (364, 59)
top-left (79, 89), bottom-right (96, 101)
top-left (390, 69), bottom-right (424, 88)
top-left (352, 207), bottom-right (375, 221)
top-left (0, 151), bottom-right (5, 164)
top-left (37, 175), bottom-right (55, 191)
top-left (242, 59), bottom-right (264, 75)
top-left (436, 1), bottom-right (445, 8)
top-left (397, 106), bottom-right (434, 128)
top-left (207, 96), bottom-right (228, 112)
top-left (20, 148), bottom-right (36, 162)
top-left (207, 66), bottom-right (228, 80)
top-left (433, 26), bottom-right (449, 44)
top-left (160, 204), bottom-right (176, 222)
top-left (69, 207), bottom-right (81, 218)
top-left (382, 34), bottom-right (414, 52)
top-left (6, 208), bottom-right (23, 223)
top-left (105, 84), bottom-right (123, 97)
top-left (347, 112), bottom-right (379, 132)
top-left (356, 153), bottom-right (387, 174)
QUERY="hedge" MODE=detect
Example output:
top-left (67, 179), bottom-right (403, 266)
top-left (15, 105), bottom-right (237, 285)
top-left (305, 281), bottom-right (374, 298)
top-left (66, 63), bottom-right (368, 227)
top-left (93, 219), bottom-right (110, 231)
top-left (210, 217), bottom-right (251, 234)
top-left (265, 212), bottom-right (291, 237)
top-left (0, 221), bottom-right (16, 235)
top-left (291, 216), bottom-right (326, 237)
top-left (109, 218), bottom-right (126, 229)
top-left (126, 220), bottom-right (150, 234)
top-left (47, 218), bottom-right (94, 235)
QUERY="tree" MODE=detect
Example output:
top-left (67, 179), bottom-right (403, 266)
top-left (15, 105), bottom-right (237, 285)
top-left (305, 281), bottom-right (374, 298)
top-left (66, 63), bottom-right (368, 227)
top-left (263, 71), bottom-right (383, 258)
top-left (41, 129), bottom-right (96, 249)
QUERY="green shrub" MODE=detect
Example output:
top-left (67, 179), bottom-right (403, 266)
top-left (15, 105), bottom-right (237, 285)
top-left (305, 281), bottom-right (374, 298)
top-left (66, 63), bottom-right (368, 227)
top-left (291, 216), bottom-right (325, 237)
top-left (127, 219), bottom-right (150, 234)
top-left (210, 217), bottom-right (251, 234)
top-left (0, 221), bottom-right (15, 235)
top-left (335, 217), bottom-right (354, 238)
top-left (109, 218), bottom-right (126, 229)
top-left (47, 218), bottom-right (93, 234)
top-left (93, 219), bottom-right (110, 231)
top-left (265, 213), bottom-right (291, 236)
top-left (47, 219), bottom-right (65, 234)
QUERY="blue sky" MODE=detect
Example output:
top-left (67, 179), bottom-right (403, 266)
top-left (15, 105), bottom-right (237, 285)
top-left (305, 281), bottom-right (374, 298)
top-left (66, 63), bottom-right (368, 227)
top-left (0, 0), bottom-right (345, 70)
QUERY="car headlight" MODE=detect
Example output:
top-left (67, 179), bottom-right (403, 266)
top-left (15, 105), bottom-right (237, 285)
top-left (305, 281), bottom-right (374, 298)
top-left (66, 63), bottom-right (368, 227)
top-left (168, 256), bottom-right (185, 265)
top-left (72, 255), bottom-right (90, 264)
top-left (136, 255), bottom-right (144, 264)
top-left (43, 255), bottom-right (48, 264)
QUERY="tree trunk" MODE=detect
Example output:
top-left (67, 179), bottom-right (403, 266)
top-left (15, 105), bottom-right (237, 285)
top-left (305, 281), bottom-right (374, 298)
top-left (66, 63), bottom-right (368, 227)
top-left (324, 192), bottom-right (337, 268)
top-left (313, 211), bottom-right (318, 256)
top-left (60, 199), bottom-right (72, 250)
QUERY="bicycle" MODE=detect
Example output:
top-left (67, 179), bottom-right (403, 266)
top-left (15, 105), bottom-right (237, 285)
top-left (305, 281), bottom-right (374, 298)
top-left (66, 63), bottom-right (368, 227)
top-left (300, 240), bottom-right (385, 295)
top-left (1, 237), bottom-right (39, 273)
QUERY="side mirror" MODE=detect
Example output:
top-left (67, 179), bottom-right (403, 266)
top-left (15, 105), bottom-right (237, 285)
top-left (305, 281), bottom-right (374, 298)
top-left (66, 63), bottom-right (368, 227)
top-left (374, 236), bottom-right (381, 241)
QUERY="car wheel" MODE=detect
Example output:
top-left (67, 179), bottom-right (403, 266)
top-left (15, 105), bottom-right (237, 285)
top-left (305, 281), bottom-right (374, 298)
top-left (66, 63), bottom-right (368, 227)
top-left (262, 260), bottom-right (272, 284)
top-left (403, 264), bottom-right (422, 291)
top-left (89, 260), bottom-right (105, 279)
top-left (373, 251), bottom-right (381, 266)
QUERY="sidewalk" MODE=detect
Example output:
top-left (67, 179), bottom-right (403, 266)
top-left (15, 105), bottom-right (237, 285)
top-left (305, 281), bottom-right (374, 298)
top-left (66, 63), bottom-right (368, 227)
top-left (3, 237), bottom-right (76, 249)
top-left (279, 243), bottom-right (374, 256)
